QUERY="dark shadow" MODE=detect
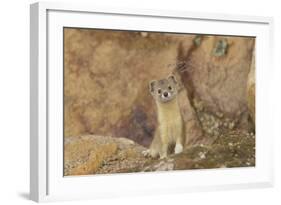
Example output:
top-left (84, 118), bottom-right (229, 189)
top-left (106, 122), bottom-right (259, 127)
top-left (18, 192), bottom-right (30, 200)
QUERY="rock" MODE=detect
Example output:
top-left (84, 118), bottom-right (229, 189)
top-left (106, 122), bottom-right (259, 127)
top-left (198, 152), bottom-right (206, 159)
top-left (64, 131), bottom-right (255, 176)
top-left (64, 135), bottom-right (148, 175)
top-left (143, 160), bottom-right (175, 172)
top-left (64, 29), bottom-right (176, 145)
top-left (247, 47), bottom-right (255, 124)
top-left (177, 36), bottom-right (255, 124)
top-left (64, 135), bottom-right (118, 175)
top-left (64, 29), bottom-right (255, 148)
top-left (64, 28), bottom-right (202, 147)
top-left (177, 86), bottom-right (204, 145)
top-left (175, 130), bottom-right (255, 170)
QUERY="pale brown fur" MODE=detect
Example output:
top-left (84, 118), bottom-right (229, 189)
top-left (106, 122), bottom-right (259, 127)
top-left (144, 75), bottom-right (185, 159)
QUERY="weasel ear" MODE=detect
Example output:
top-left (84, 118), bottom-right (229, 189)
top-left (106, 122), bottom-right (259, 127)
top-left (168, 74), bottom-right (177, 85)
top-left (149, 80), bottom-right (157, 94)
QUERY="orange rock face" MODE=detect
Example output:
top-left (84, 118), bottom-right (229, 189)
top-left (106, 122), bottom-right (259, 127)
top-left (179, 36), bottom-right (255, 118)
top-left (63, 28), bottom-right (255, 147)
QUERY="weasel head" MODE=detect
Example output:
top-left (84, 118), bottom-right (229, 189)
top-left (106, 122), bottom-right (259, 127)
top-left (149, 75), bottom-right (179, 103)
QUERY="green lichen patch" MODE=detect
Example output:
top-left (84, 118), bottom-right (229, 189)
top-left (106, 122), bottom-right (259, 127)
top-left (212, 38), bottom-right (228, 57)
top-left (193, 35), bottom-right (202, 47)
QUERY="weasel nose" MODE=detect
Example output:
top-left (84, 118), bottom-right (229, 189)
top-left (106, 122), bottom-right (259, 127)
top-left (163, 92), bottom-right (168, 97)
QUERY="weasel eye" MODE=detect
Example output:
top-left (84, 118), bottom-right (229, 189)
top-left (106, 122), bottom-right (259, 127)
top-left (158, 89), bottom-right (162, 94)
top-left (168, 86), bottom-right (172, 90)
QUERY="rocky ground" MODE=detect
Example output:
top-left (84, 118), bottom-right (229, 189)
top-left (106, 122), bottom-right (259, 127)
top-left (64, 129), bottom-right (255, 176)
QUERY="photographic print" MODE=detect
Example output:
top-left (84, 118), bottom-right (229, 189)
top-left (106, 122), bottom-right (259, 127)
top-left (63, 28), bottom-right (255, 176)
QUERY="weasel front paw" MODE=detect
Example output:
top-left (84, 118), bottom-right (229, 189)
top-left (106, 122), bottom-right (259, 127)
top-left (174, 144), bottom-right (183, 154)
top-left (142, 149), bottom-right (160, 158)
top-left (142, 149), bottom-right (151, 157)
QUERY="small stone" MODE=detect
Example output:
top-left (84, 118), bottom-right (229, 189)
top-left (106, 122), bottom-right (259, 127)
top-left (214, 122), bottom-right (219, 128)
top-left (199, 152), bottom-right (206, 159)
top-left (229, 122), bottom-right (235, 129)
top-left (216, 112), bottom-right (224, 118)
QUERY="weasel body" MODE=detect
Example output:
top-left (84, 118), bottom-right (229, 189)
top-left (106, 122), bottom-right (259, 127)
top-left (145, 75), bottom-right (185, 158)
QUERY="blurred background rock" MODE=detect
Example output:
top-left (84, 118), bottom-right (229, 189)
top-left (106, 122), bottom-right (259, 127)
top-left (63, 28), bottom-right (255, 175)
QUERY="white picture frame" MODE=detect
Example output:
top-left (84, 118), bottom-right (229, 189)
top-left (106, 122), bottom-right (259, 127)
top-left (30, 1), bottom-right (274, 202)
